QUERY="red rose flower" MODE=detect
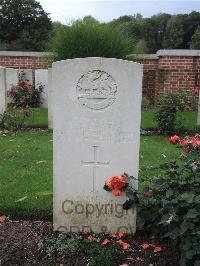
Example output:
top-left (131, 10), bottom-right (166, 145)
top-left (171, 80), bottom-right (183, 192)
top-left (181, 139), bottom-right (188, 146)
top-left (168, 135), bottom-right (180, 145)
top-left (112, 189), bottom-right (122, 196)
top-left (87, 235), bottom-right (94, 241)
top-left (106, 175), bottom-right (126, 190)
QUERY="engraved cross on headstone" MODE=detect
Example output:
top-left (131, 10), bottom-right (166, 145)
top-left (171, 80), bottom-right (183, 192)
top-left (82, 146), bottom-right (110, 191)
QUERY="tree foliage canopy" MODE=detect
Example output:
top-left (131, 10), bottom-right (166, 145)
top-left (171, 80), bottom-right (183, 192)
top-left (0, 0), bottom-right (52, 51)
top-left (0, 6), bottom-right (199, 53)
top-left (190, 26), bottom-right (200, 49)
top-left (109, 12), bottom-right (200, 53)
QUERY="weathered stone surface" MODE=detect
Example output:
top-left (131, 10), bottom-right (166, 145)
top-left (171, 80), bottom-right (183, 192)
top-left (5, 68), bottom-right (19, 104)
top-left (18, 69), bottom-right (34, 85)
top-left (48, 68), bottom-right (53, 130)
top-left (0, 67), bottom-right (6, 114)
top-left (35, 69), bottom-right (48, 108)
top-left (53, 58), bottom-right (143, 234)
top-left (197, 93), bottom-right (200, 127)
top-left (5, 68), bottom-right (18, 90)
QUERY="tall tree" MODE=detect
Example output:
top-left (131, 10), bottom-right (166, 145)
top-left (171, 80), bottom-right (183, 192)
top-left (162, 15), bottom-right (184, 48)
top-left (183, 11), bottom-right (200, 48)
top-left (0, 0), bottom-right (52, 51)
top-left (190, 26), bottom-right (200, 49)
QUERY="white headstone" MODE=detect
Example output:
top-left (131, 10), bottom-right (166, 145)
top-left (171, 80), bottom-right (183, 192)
top-left (197, 92), bottom-right (200, 127)
top-left (35, 69), bottom-right (48, 108)
top-left (53, 58), bottom-right (143, 234)
top-left (0, 67), bottom-right (6, 114)
top-left (18, 69), bottom-right (34, 85)
top-left (6, 68), bottom-right (18, 91)
top-left (48, 68), bottom-right (53, 130)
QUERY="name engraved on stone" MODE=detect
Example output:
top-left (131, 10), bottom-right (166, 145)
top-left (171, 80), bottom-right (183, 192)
top-left (76, 70), bottom-right (117, 111)
top-left (81, 146), bottom-right (110, 191)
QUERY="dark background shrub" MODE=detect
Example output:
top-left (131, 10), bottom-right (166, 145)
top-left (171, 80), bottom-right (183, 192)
top-left (155, 89), bottom-right (198, 133)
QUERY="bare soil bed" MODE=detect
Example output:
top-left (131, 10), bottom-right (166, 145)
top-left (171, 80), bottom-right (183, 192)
top-left (0, 220), bottom-right (180, 266)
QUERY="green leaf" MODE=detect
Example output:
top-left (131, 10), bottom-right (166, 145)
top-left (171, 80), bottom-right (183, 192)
top-left (166, 189), bottom-right (174, 198)
top-left (181, 192), bottom-right (194, 203)
top-left (194, 195), bottom-right (200, 203)
top-left (186, 208), bottom-right (199, 219)
top-left (103, 184), bottom-right (112, 192)
top-left (123, 199), bottom-right (135, 210)
top-left (129, 176), bottom-right (138, 180)
top-left (37, 191), bottom-right (52, 196)
top-left (186, 249), bottom-right (195, 259)
top-left (123, 172), bottom-right (129, 178)
top-left (15, 196), bottom-right (28, 202)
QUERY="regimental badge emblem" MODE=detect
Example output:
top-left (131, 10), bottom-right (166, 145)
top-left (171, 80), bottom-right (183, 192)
top-left (76, 70), bottom-right (117, 110)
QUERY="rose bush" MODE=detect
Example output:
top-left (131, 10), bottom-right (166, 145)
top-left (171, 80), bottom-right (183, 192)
top-left (138, 134), bottom-right (200, 266)
top-left (104, 134), bottom-right (199, 265)
top-left (169, 134), bottom-right (200, 154)
top-left (7, 79), bottom-right (43, 108)
top-left (0, 107), bottom-right (31, 130)
top-left (155, 89), bottom-right (198, 133)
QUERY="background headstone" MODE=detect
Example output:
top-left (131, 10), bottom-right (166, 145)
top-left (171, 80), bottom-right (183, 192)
top-left (35, 69), bottom-right (48, 108)
top-left (5, 68), bottom-right (19, 104)
top-left (53, 58), bottom-right (143, 234)
top-left (18, 69), bottom-right (34, 85)
top-left (48, 68), bottom-right (53, 130)
top-left (197, 92), bottom-right (200, 127)
top-left (6, 68), bottom-right (18, 90)
top-left (0, 67), bottom-right (6, 114)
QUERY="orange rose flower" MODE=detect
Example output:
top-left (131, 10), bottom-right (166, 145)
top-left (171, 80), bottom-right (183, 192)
top-left (117, 239), bottom-right (130, 250)
top-left (141, 243), bottom-right (149, 250)
top-left (106, 177), bottom-right (113, 189)
top-left (112, 189), bottom-right (122, 196)
top-left (107, 175), bottom-right (126, 190)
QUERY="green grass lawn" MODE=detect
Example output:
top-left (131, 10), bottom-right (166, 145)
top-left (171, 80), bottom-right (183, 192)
top-left (0, 131), bottom-right (181, 220)
top-left (26, 108), bottom-right (197, 130)
top-left (0, 131), bottom-right (53, 219)
top-left (26, 108), bottom-right (48, 128)
top-left (141, 110), bottom-right (197, 130)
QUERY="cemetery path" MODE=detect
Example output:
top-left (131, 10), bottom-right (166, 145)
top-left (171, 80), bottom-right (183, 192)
top-left (0, 220), bottom-right (179, 266)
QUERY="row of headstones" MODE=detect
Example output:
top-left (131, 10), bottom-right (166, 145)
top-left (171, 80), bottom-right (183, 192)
top-left (0, 66), bottom-right (49, 113)
top-left (1, 65), bottom-right (200, 131)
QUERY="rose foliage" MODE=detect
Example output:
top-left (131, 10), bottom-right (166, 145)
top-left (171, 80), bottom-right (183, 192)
top-left (104, 134), bottom-right (200, 265)
top-left (7, 78), bottom-right (43, 109)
